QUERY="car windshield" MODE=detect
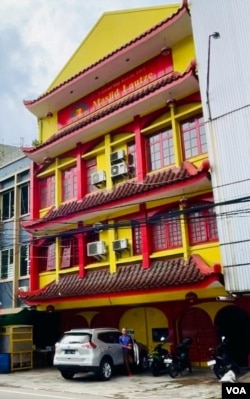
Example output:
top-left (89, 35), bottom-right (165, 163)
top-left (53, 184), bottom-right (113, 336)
top-left (60, 333), bottom-right (91, 344)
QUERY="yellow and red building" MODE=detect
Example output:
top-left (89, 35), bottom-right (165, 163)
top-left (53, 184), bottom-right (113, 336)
top-left (20, 2), bottom-right (250, 366)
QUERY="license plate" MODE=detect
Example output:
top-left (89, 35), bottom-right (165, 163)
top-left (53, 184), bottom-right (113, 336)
top-left (65, 350), bottom-right (75, 354)
top-left (207, 360), bottom-right (216, 366)
top-left (164, 358), bottom-right (173, 364)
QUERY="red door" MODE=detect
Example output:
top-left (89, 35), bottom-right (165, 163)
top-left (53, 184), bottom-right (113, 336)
top-left (178, 308), bottom-right (216, 365)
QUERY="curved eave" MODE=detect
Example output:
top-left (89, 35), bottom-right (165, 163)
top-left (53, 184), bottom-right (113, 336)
top-left (23, 6), bottom-right (191, 118)
top-left (18, 256), bottom-right (224, 306)
top-left (22, 163), bottom-right (211, 234)
top-left (23, 68), bottom-right (199, 164)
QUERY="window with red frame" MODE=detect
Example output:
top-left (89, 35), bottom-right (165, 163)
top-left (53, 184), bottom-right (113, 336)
top-left (187, 204), bottom-right (218, 245)
top-left (181, 114), bottom-right (207, 159)
top-left (62, 166), bottom-right (77, 201)
top-left (127, 142), bottom-right (137, 178)
top-left (60, 236), bottom-right (79, 269)
top-left (86, 158), bottom-right (97, 193)
top-left (132, 223), bottom-right (142, 255)
top-left (39, 175), bottom-right (55, 208)
top-left (147, 128), bottom-right (174, 171)
top-left (38, 239), bottom-right (56, 272)
top-left (151, 211), bottom-right (182, 251)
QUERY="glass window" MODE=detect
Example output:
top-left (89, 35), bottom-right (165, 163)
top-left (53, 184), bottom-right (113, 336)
top-left (181, 114), bottom-right (207, 159)
top-left (188, 203), bottom-right (218, 245)
top-left (20, 245), bottom-right (29, 277)
top-left (151, 211), bottom-right (182, 251)
top-left (61, 333), bottom-right (90, 344)
top-left (0, 248), bottom-right (13, 279)
top-left (2, 189), bottom-right (14, 220)
top-left (20, 183), bottom-right (29, 215)
top-left (147, 128), bottom-right (174, 171)
top-left (62, 166), bottom-right (77, 201)
top-left (38, 240), bottom-right (56, 272)
top-left (17, 170), bottom-right (29, 183)
top-left (132, 223), bottom-right (142, 255)
top-left (60, 236), bottom-right (79, 269)
top-left (39, 175), bottom-right (55, 208)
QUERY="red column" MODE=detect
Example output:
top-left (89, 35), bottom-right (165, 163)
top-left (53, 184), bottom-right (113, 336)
top-left (30, 162), bottom-right (39, 219)
top-left (140, 204), bottom-right (151, 269)
top-left (29, 240), bottom-right (39, 290)
top-left (76, 142), bottom-right (85, 200)
top-left (134, 115), bottom-right (147, 182)
top-left (77, 223), bottom-right (87, 278)
top-left (29, 162), bottom-right (39, 290)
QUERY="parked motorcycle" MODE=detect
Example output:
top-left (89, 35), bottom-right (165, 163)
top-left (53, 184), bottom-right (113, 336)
top-left (168, 337), bottom-right (193, 378)
top-left (207, 336), bottom-right (240, 380)
top-left (148, 337), bottom-right (172, 376)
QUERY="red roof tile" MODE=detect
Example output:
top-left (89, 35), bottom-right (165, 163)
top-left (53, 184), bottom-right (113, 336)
top-left (18, 255), bottom-right (220, 303)
top-left (23, 160), bottom-right (210, 228)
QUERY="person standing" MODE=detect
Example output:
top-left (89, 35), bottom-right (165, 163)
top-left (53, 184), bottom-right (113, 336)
top-left (119, 328), bottom-right (133, 376)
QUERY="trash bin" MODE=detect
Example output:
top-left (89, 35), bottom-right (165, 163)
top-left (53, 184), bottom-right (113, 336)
top-left (0, 353), bottom-right (11, 373)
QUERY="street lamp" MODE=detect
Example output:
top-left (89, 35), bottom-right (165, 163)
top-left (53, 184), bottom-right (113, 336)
top-left (206, 32), bottom-right (220, 121)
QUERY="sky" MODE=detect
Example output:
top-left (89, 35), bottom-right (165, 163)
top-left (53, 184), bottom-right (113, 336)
top-left (0, 0), bottom-right (178, 148)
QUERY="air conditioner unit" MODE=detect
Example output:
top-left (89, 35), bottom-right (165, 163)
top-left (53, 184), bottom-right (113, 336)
top-left (18, 286), bottom-right (29, 292)
top-left (112, 238), bottom-right (129, 251)
top-left (87, 241), bottom-right (106, 257)
top-left (110, 150), bottom-right (125, 164)
top-left (91, 171), bottom-right (106, 186)
top-left (110, 162), bottom-right (128, 178)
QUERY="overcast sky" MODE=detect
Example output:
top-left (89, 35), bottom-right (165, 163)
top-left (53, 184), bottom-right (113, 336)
top-left (0, 0), bottom-right (178, 147)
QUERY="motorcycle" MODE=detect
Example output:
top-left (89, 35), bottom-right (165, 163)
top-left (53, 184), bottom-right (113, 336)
top-left (168, 337), bottom-right (193, 378)
top-left (147, 337), bottom-right (172, 376)
top-left (207, 337), bottom-right (240, 380)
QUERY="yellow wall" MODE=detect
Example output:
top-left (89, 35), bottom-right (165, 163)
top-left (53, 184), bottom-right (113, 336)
top-left (172, 35), bottom-right (196, 72)
top-left (37, 94), bottom-right (221, 280)
top-left (48, 5), bottom-right (179, 90)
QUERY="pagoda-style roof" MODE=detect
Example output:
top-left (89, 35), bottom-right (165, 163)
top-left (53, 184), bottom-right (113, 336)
top-left (18, 255), bottom-right (223, 305)
top-left (23, 4), bottom-right (191, 118)
top-left (22, 160), bottom-right (211, 233)
top-left (22, 63), bottom-right (198, 164)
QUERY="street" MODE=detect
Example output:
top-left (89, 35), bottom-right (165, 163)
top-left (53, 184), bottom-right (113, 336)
top-left (1, 367), bottom-right (244, 399)
top-left (0, 387), bottom-right (102, 399)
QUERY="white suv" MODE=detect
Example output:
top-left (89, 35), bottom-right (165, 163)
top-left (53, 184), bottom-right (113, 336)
top-left (53, 328), bottom-right (148, 380)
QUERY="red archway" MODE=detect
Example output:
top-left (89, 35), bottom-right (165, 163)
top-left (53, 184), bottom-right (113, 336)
top-left (178, 307), bottom-right (216, 365)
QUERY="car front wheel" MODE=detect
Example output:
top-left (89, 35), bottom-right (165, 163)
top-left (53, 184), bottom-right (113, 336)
top-left (98, 358), bottom-right (113, 381)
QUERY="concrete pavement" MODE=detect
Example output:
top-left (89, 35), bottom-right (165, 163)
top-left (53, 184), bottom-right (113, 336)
top-left (0, 367), bottom-right (249, 399)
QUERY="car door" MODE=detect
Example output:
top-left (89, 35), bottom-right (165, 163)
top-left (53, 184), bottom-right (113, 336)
top-left (98, 332), bottom-right (123, 365)
top-left (112, 332), bottom-right (124, 365)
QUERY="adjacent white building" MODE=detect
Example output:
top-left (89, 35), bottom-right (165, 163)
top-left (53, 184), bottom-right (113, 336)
top-left (190, 0), bottom-right (250, 293)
